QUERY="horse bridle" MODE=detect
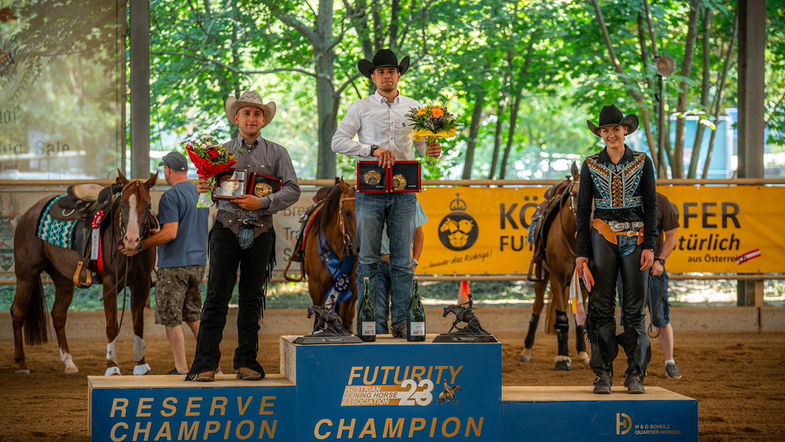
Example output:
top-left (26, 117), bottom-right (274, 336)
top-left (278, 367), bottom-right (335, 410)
top-left (336, 186), bottom-right (357, 256)
top-left (558, 175), bottom-right (579, 256)
top-left (114, 181), bottom-right (153, 245)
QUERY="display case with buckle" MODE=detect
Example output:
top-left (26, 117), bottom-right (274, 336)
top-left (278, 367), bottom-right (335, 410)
top-left (357, 161), bottom-right (388, 193)
top-left (356, 161), bottom-right (421, 193)
top-left (246, 172), bottom-right (282, 198)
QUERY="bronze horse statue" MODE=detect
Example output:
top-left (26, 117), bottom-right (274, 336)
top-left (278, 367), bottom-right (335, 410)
top-left (11, 171), bottom-right (157, 375)
top-left (303, 179), bottom-right (359, 330)
top-left (519, 163), bottom-right (589, 370)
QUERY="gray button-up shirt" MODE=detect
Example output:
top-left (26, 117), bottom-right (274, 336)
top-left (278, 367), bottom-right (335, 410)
top-left (331, 91), bottom-right (426, 161)
top-left (216, 135), bottom-right (300, 235)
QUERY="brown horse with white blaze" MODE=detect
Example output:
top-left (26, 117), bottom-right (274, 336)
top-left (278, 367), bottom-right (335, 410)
top-left (303, 179), bottom-right (358, 330)
top-left (519, 163), bottom-right (590, 370)
top-left (11, 171), bottom-right (157, 375)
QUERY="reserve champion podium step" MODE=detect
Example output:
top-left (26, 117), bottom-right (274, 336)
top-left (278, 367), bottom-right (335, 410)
top-left (88, 335), bottom-right (697, 441)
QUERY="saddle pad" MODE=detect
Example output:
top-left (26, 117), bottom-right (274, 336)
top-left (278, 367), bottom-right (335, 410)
top-left (37, 195), bottom-right (78, 250)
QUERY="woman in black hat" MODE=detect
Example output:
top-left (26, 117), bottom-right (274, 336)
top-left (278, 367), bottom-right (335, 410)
top-left (575, 105), bottom-right (657, 394)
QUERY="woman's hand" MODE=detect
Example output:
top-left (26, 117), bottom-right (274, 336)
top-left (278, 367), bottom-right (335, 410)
top-left (640, 249), bottom-right (654, 271)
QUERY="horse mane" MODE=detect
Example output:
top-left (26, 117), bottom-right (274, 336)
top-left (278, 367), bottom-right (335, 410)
top-left (319, 183), bottom-right (344, 232)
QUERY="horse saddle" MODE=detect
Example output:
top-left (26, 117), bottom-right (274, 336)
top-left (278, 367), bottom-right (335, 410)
top-left (51, 183), bottom-right (118, 223)
top-left (527, 178), bottom-right (572, 281)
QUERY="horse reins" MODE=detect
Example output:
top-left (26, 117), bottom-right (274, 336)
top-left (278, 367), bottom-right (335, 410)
top-left (557, 176), bottom-right (578, 257)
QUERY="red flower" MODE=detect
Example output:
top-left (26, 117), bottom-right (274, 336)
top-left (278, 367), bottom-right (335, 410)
top-left (207, 148), bottom-right (219, 160)
top-left (185, 144), bottom-right (237, 179)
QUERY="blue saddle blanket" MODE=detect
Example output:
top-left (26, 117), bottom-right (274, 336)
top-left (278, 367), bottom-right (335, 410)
top-left (36, 195), bottom-right (78, 250)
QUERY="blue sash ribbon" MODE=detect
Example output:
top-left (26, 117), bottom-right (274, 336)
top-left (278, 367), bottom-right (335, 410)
top-left (318, 229), bottom-right (356, 306)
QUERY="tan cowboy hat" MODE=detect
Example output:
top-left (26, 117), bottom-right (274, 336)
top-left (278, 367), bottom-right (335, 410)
top-left (225, 90), bottom-right (276, 127)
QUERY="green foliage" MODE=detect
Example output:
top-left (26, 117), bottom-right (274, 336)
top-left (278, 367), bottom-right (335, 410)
top-left (145, 0), bottom-right (785, 178)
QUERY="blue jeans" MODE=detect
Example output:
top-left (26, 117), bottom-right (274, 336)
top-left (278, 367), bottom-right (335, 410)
top-left (648, 270), bottom-right (670, 328)
top-left (356, 192), bottom-right (416, 333)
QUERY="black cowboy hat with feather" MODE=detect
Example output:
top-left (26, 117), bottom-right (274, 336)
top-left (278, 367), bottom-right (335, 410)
top-left (587, 105), bottom-right (639, 137)
top-left (358, 49), bottom-right (410, 78)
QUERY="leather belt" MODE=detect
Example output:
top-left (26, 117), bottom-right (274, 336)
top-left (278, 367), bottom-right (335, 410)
top-left (593, 219), bottom-right (644, 246)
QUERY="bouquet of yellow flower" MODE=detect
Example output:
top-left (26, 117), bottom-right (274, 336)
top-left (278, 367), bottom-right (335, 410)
top-left (405, 104), bottom-right (458, 166)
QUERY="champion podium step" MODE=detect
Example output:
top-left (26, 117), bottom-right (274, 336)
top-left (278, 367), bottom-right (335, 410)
top-left (88, 335), bottom-right (697, 441)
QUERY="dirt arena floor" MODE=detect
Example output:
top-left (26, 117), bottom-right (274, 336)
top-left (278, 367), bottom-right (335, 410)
top-left (1, 330), bottom-right (784, 441)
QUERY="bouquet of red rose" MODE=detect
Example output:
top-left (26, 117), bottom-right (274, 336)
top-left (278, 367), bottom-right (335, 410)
top-left (183, 135), bottom-right (237, 207)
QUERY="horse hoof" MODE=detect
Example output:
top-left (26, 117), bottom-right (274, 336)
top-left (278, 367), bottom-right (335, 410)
top-left (15, 369), bottom-right (31, 374)
top-left (517, 349), bottom-right (533, 363)
top-left (105, 366), bottom-right (122, 376)
top-left (554, 356), bottom-right (572, 371)
top-left (577, 351), bottom-right (590, 368)
top-left (64, 365), bottom-right (79, 375)
top-left (133, 363), bottom-right (151, 375)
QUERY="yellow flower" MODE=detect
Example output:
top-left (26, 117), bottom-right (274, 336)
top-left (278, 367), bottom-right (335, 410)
top-left (432, 107), bottom-right (444, 118)
top-left (417, 108), bottom-right (427, 117)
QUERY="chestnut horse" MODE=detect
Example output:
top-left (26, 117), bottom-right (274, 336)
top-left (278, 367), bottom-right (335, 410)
top-left (11, 171), bottom-right (157, 375)
top-left (519, 163), bottom-right (589, 370)
top-left (303, 179), bottom-right (358, 330)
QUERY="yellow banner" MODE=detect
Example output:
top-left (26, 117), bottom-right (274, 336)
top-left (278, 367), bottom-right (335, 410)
top-left (416, 186), bottom-right (785, 275)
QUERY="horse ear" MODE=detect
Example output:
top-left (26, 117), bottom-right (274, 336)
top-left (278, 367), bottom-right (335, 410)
top-left (571, 162), bottom-right (579, 179)
top-left (145, 172), bottom-right (158, 189)
top-left (117, 169), bottom-right (129, 186)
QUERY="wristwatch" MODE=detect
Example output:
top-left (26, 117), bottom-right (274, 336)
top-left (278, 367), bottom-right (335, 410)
top-left (655, 258), bottom-right (666, 266)
top-left (369, 144), bottom-right (380, 156)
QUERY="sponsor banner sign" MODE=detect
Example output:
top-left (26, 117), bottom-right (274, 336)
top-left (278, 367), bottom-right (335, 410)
top-left (89, 382), bottom-right (295, 441)
top-left (293, 341), bottom-right (502, 441)
top-left (416, 186), bottom-right (785, 274)
top-left (1, 185), bottom-right (783, 277)
top-left (502, 399), bottom-right (698, 441)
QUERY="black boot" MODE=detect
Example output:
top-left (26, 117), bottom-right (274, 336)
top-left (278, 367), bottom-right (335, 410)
top-left (593, 371), bottom-right (612, 394)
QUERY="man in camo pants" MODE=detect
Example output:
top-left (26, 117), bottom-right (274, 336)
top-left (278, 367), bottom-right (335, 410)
top-left (124, 151), bottom-right (208, 375)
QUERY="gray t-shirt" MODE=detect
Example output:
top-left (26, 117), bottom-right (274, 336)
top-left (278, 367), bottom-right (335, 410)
top-left (157, 181), bottom-right (208, 268)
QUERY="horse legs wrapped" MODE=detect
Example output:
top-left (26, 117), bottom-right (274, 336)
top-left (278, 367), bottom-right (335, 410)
top-left (554, 310), bottom-right (572, 370)
top-left (518, 314), bottom-right (540, 363)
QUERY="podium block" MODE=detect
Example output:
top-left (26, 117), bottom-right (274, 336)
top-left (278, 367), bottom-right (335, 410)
top-left (88, 375), bottom-right (295, 441)
top-left (281, 335), bottom-right (503, 441)
top-left (502, 386), bottom-right (698, 441)
top-left (87, 337), bottom-right (698, 441)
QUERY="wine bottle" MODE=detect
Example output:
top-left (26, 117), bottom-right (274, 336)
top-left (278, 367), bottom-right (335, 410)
top-left (357, 277), bottom-right (376, 342)
top-left (406, 279), bottom-right (426, 341)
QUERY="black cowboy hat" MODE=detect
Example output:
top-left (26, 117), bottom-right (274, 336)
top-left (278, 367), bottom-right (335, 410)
top-left (587, 105), bottom-right (639, 137)
top-left (358, 49), bottom-right (410, 78)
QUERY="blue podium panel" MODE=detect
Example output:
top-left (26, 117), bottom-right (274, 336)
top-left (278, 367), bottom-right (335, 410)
top-left (502, 386), bottom-right (698, 442)
top-left (88, 375), bottom-right (296, 442)
top-left (282, 335), bottom-right (502, 441)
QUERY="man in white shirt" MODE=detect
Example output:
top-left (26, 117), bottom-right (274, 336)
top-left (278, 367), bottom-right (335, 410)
top-left (332, 48), bottom-right (440, 337)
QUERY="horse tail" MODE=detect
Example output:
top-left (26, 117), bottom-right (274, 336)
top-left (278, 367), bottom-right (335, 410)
top-left (22, 275), bottom-right (48, 345)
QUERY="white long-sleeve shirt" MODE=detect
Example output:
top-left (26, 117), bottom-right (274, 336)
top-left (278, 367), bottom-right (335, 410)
top-left (332, 91), bottom-right (426, 161)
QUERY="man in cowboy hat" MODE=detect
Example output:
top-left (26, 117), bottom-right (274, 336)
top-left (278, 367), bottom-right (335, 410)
top-left (187, 90), bottom-right (300, 382)
top-left (575, 104), bottom-right (657, 394)
top-left (332, 48), bottom-right (441, 338)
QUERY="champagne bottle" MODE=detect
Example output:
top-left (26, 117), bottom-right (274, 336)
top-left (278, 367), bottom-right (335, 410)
top-left (406, 279), bottom-right (426, 341)
top-left (357, 277), bottom-right (376, 342)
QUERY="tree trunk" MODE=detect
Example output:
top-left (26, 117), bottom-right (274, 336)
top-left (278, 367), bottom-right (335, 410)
top-left (315, 0), bottom-right (337, 179)
top-left (688, 6), bottom-right (713, 178)
top-left (702, 12), bottom-right (737, 179)
top-left (462, 90), bottom-right (485, 179)
top-left (489, 98), bottom-right (506, 180)
top-left (672, 0), bottom-right (701, 178)
top-left (500, 89), bottom-right (522, 179)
